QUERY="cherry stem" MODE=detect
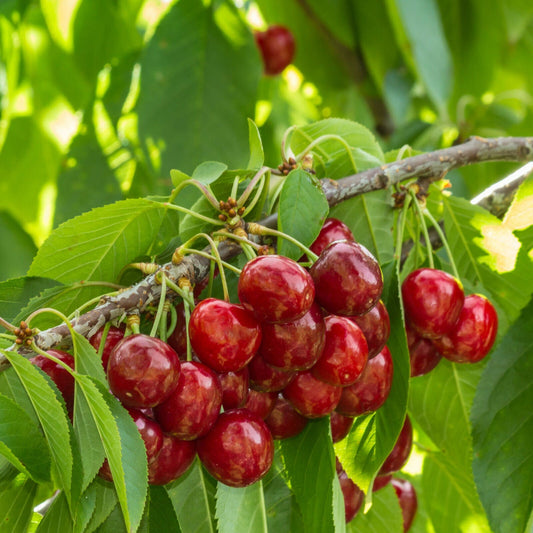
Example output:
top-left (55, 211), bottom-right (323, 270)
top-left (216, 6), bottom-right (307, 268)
top-left (164, 277), bottom-right (195, 309)
top-left (422, 207), bottom-right (461, 280)
top-left (281, 125), bottom-right (297, 162)
top-left (237, 166), bottom-right (270, 209)
top-left (293, 134), bottom-right (355, 170)
top-left (166, 304), bottom-right (178, 337)
top-left (394, 193), bottom-right (412, 263)
top-left (0, 316), bottom-right (17, 333)
top-left (0, 333), bottom-right (16, 341)
top-left (247, 223), bottom-right (319, 262)
top-left (159, 301), bottom-right (170, 342)
top-left (230, 175), bottom-right (240, 201)
top-left (150, 273), bottom-right (167, 338)
top-left (212, 231), bottom-right (262, 252)
top-left (95, 322), bottom-right (112, 358)
top-left (179, 248), bottom-right (241, 275)
top-left (168, 179), bottom-right (220, 210)
top-left (409, 189), bottom-right (435, 269)
top-left (162, 201), bottom-right (225, 227)
top-left (182, 298), bottom-right (192, 362)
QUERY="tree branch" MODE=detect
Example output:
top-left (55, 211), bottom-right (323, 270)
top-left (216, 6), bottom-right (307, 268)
top-left (1, 135), bottom-right (532, 371)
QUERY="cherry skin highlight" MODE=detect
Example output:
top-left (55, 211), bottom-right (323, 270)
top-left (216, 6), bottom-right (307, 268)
top-left (197, 409), bottom-right (274, 488)
top-left (107, 334), bottom-right (180, 408)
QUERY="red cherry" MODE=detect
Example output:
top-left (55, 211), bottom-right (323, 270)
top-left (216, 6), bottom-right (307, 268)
top-left (283, 371), bottom-right (342, 418)
top-left (248, 355), bottom-right (295, 392)
top-left (349, 300), bottom-right (390, 359)
top-left (148, 434), bottom-right (196, 486)
top-left (254, 25), bottom-right (295, 76)
top-left (435, 294), bottom-right (498, 364)
top-left (126, 408), bottom-right (164, 465)
top-left (391, 478), bottom-right (418, 531)
top-left (312, 315), bottom-right (368, 387)
top-left (89, 325), bottom-right (125, 369)
top-left (107, 334), bottom-right (180, 408)
top-left (197, 409), bottom-right (274, 487)
top-left (258, 302), bottom-right (326, 372)
top-left (335, 346), bottom-right (393, 417)
top-left (218, 367), bottom-right (249, 409)
top-left (243, 389), bottom-right (277, 419)
top-left (379, 416), bottom-right (413, 476)
top-left (310, 240), bottom-right (383, 316)
top-left (264, 395), bottom-right (308, 439)
top-left (31, 350), bottom-right (75, 414)
top-left (154, 362), bottom-right (222, 440)
top-left (338, 469), bottom-right (364, 523)
top-left (402, 268), bottom-right (464, 339)
top-left (189, 298), bottom-right (261, 372)
top-left (166, 302), bottom-right (188, 360)
top-left (238, 255), bottom-right (315, 324)
top-left (407, 325), bottom-right (442, 377)
top-left (330, 411), bottom-right (354, 443)
top-left (372, 474), bottom-right (392, 492)
top-left (310, 218), bottom-right (355, 256)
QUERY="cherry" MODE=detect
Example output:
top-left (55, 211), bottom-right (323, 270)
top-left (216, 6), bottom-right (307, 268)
top-left (407, 325), bottom-right (442, 377)
top-left (402, 268), bottom-right (464, 339)
top-left (31, 350), bottom-right (75, 414)
top-left (349, 300), bottom-right (390, 359)
top-left (391, 478), bottom-right (418, 531)
top-left (335, 346), bottom-right (393, 417)
top-left (338, 469), bottom-right (364, 523)
top-left (197, 408), bottom-right (274, 487)
top-left (283, 371), bottom-right (342, 418)
top-left (310, 240), bottom-right (383, 316)
top-left (312, 315), bottom-right (368, 387)
top-left (248, 354), bottom-right (295, 392)
top-left (243, 389), bottom-right (277, 419)
top-left (148, 434), bottom-right (196, 486)
top-left (89, 325), bottom-right (125, 369)
top-left (379, 416), bottom-right (413, 476)
top-left (254, 25), bottom-right (295, 76)
top-left (154, 361), bottom-right (222, 440)
top-left (107, 334), bottom-right (180, 408)
top-left (264, 395), bottom-right (308, 439)
top-left (372, 474), bottom-right (392, 492)
top-left (330, 411), bottom-right (354, 443)
top-left (127, 408), bottom-right (164, 465)
top-left (309, 218), bottom-right (355, 256)
top-left (218, 367), bottom-right (249, 409)
top-left (166, 302), bottom-right (188, 360)
top-left (258, 302), bottom-right (326, 372)
top-left (434, 294), bottom-right (498, 364)
top-left (189, 298), bottom-right (261, 372)
top-left (238, 255), bottom-right (315, 324)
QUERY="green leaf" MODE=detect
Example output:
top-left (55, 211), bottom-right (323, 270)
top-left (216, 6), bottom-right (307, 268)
top-left (74, 376), bottom-right (148, 533)
top-left (148, 486), bottom-right (181, 533)
top-left (0, 392), bottom-right (51, 483)
top-left (247, 119), bottom-right (264, 169)
top-left (82, 479), bottom-right (118, 533)
top-left (136, 0), bottom-right (261, 176)
top-left (192, 162), bottom-right (229, 185)
top-left (35, 491), bottom-right (73, 533)
top-left (170, 169), bottom-right (192, 188)
top-left (1, 350), bottom-right (75, 508)
top-left (0, 276), bottom-right (60, 323)
top-left (166, 459), bottom-right (217, 533)
top-left (335, 262), bottom-right (410, 495)
top-left (471, 300), bottom-right (533, 533)
top-left (277, 169), bottom-right (329, 260)
top-left (0, 477), bottom-right (38, 533)
top-left (0, 211), bottom-right (37, 282)
top-left (215, 481), bottom-right (267, 533)
top-left (279, 418), bottom-right (342, 533)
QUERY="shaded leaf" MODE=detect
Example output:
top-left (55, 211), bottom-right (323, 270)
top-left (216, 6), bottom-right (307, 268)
top-left (247, 119), bottom-right (264, 169)
top-left (83, 479), bottom-right (118, 533)
top-left (35, 491), bottom-right (73, 533)
top-left (148, 485), bottom-right (181, 533)
top-left (0, 477), bottom-right (38, 533)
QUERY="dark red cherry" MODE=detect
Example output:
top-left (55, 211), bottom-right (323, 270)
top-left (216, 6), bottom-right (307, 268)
top-left (31, 350), bottom-right (75, 414)
top-left (283, 371), bottom-right (342, 418)
top-left (189, 298), bottom-right (261, 372)
top-left (264, 395), bottom-right (308, 439)
top-left (258, 302), bottom-right (326, 371)
top-left (238, 255), bottom-right (315, 324)
top-left (254, 25), bottom-right (295, 76)
top-left (379, 416), bottom-right (413, 476)
top-left (243, 389), bottom-right (277, 419)
top-left (89, 325), bottom-right (125, 369)
top-left (312, 315), bottom-right (368, 386)
top-left (330, 411), bottom-right (354, 443)
top-left (166, 302), bottom-right (188, 359)
top-left (338, 469), bottom-right (364, 523)
top-left (107, 334), bottom-right (180, 408)
top-left (402, 268), bottom-right (464, 339)
top-left (148, 434), bottom-right (196, 486)
top-left (248, 355), bottom-right (295, 392)
top-left (310, 240), bottom-right (383, 316)
top-left (126, 408), bottom-right (164, 465)
top-left (309, 218), bottom-right (355, 256)
top-left (335, 346), bottom-right (393, 417)
top-left (391, 478), bottom-right (418, 531)
top-left (349, 300), bottom-right (390, 359)
top-left (154, 361), bottom-right (222, 440)
top-left (372, 474), bottom-right (392, 492)
top-left (197, 409), bottom-right (274, 488)
top-left (435, 294), bottom-right (498, 364)
top-left (407, 325), bottom-right (442, 377)
top-left (218, 367), bottom-right (249, 409)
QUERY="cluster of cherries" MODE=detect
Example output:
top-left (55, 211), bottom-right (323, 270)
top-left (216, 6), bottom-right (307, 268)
top-left (402, 268), bottom-right (498, 377)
